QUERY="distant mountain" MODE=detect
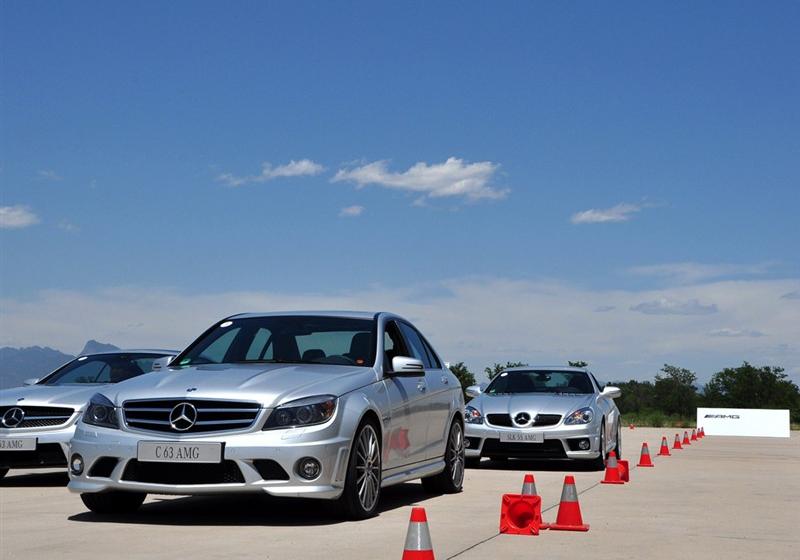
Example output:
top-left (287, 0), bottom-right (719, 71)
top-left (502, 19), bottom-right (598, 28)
top-left (0, 340), bottom-right (120, 390)
top-left (0, 346), bottom-right (75, 389)
top-left (80, 340), bottom-right (120, 355)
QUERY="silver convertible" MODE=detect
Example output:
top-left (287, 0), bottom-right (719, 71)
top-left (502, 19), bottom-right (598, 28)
top-left (68, 312), bottom-right (466, 519)
top-left (0, 350), bottom-right (177, 480)
top-left (464, 366), bottom-right (622, 469)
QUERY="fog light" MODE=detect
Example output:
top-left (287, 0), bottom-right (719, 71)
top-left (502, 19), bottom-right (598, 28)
top-left (464, 439), bottom-right (471, 448)
top-left (578, 439), bottom-right (590, 450)
top-left (70, 454), bottom-right (84, 475)
top-left (297, 457), bottom-right (321, 480)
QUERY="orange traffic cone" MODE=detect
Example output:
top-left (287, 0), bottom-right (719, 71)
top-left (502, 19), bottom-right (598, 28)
top-left (673, 433), bottom-right (683, 450)
top-left (629, 423), bottom-right (635, 430)
top-left (691, 428), bottom-right (698, 441)
top-left (601, 451), bottom-right (625, 484)
top-left (637, 442), bottom-right (654, 467)
top-left (658, 436), bottom-right (671, 456)
top-left (521, 474), bottom-right (537, 496)
top-left (499, 494), bottom-right (544, 535)
top-left (682, 431), bottom-right (691, 446)
top-left (402, 507), bottom-right (435, 560)
top-left (699, 427), bottom-right (705, 438)
top-left (549, 475), bottom-right (589, 531)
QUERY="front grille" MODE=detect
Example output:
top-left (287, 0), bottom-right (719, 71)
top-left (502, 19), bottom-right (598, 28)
top-left (485, 413), bottom-right (562, 428)
top-left (0, 406), bottom-right (74, 429)
top-left (121, 460), bottom-right (245, 485)
top-left (252, 459), bottom-right (290, 481)
top-left (0, 443), bottom-right (67, 468)
top-left (481, 438), bottom-right (567, 459)
top-left (88, 457), bottom-right (120, 478)
top-left (122, 399), bottom-right (261, 434)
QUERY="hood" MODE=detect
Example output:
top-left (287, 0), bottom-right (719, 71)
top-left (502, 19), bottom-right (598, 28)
top-left (102, 363), bottom-right (380, 408)
top-left (474, 392), bottom-right (596, 418)
top-left (0, 384), bottom-right (106, 410)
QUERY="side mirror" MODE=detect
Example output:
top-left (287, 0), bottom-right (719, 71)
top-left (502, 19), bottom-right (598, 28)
top-left (602, 386), bottom-right (621, 399)
top-left (151, 356), bottom-right (175, 371)
top-left (388, 356), bottom-right (425, 376)
top-left (465, 385), bottom-right (482, 399)
top-left (23, 378), bottom-right (39, 386)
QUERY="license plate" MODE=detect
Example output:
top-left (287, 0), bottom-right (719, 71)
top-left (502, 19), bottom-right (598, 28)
top-left (0, 437), bottom-right (37, 451)
top-left (137, 441), bottom-right (222, 463)
top-left (499, 431), bottom-right (543, 443)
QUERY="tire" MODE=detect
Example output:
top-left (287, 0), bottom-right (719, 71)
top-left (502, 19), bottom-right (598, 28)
top-left (465, 457), bottom-right (481, 469)
top-left (613, 422), bottom-right (622, 459)
top-left (421, 420), bottom-right (465, 494)
top-left (338, 420), bottom-right (382, 520)
top-left (80, 491), bottom-right (146, 514)
top-left (0, 467), bottom-right (8, 480)
top-left (592, 420), bottom-right (607, 470)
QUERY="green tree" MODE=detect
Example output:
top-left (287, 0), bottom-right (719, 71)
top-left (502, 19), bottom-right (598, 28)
top-left (609, 379), bottom-right (656, 414)
top-left (448, 362), bottom-right (476, 400)
top-left (568, 360), bottom-right (589, 368)
top-left (484, 361), bottom-right (527, 380)
top-left (702, 362), bottom-right (800, 422)
top-left (653, 364), bottom-right (698, 417)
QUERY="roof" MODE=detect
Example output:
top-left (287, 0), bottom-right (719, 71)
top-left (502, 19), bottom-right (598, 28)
top-left (79, 349), bottom-right (180, 357)
top-left (503, 365), bottom-right (590, 373)
top-left (230, 310), bottom-right (381, 320)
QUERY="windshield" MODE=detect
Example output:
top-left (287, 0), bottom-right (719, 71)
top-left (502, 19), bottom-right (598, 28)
top-left (485, 370), bottom-right (595, 395)
top-left (41, 353), bottom-right (170, 386)
top-left (174, 315), bottom-right (377, 368)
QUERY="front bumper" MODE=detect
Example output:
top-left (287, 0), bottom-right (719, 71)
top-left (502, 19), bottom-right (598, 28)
top-left (67, 418), bottom-right (353, 500)
top-left (464, 420), bottom-right (601, 460)
top-left (0, 419), bottom-right (78, 470)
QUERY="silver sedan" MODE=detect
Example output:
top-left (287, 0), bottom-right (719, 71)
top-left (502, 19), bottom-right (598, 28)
top-left (464, 366), bottom-right (622, 468)
top-left (68, 312), bottom-right (465, 519)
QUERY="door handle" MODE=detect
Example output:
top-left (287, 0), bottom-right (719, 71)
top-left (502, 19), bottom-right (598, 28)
top-left (417, 383), bottom-right (427, 392)
top-left (441, 376), bottom-right (449, 384)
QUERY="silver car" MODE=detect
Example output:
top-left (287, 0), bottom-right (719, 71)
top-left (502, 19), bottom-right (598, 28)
top-left (463, 366), bottom-right (622, 469)
top-left (68, 312), bottom-right (465, 519)
top-left (0, 350), bottom-right (177, 480)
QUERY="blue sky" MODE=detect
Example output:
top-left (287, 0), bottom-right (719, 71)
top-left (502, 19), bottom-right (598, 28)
top-left (2, 1), bottom-right (799, 381)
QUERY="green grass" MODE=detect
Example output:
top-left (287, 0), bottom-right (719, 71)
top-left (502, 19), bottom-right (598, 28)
top-left (621, 411), bottom-right (696, 428)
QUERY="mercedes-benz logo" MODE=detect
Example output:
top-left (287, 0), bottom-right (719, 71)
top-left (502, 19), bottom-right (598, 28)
top-left (168, 402), bottom-right (198, 432)
top-left (2, 407), bottom-right (26, 428)
top-left (513, 412), bottom-right (531, 426)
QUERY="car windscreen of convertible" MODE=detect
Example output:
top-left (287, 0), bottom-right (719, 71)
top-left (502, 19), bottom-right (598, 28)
top-left (41, 354), bottom-right (168, 385)
top-left (486, 370), bottom-right (594, 395)
top-left (176, 316), bottom-right (377, 368)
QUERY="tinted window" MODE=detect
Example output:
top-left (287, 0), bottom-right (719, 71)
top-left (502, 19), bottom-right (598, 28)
top-left (398, 322), bottom-right (433, 369)
top-left (420, 336), bottom-right (442, 369)
top-left (486, 370), bottom-right (595, 395)
top-left (176, 316), bottom-right (376, 367)
top-left (384, 321), bottom-right (408, 369)
top-left (42, 354), bottom-right (169, 385)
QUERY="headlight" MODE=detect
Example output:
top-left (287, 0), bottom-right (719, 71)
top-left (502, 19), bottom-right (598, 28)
top-left (83, 393), bottom-right (119, 429)
top-left (564, 407), bottom-right (594, 425)
top-left (465, 405), bottom-right (483, 424)
top-left (263, 395), bottom-right (337, 430)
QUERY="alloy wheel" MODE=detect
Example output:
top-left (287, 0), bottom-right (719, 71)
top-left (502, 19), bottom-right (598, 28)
top-left (355, 424), bottom-right (381, 512)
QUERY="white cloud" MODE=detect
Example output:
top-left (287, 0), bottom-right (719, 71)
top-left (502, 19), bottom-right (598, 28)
top-left (217, 159), bottom-right (324, 187)
top-left (2, 278), bottom-right (798, 381)
top-left (630, 297), bottom-right (718, 315)
top-left (339, 205), bottom-right (364, 218)
top-left (630, 262), bottom-right (775, 284)
top-left (594, 305), bottom-right (616, 312)
top-left (708, 328), bottom-right (765, 338)
top-left (571, 203), bottom-right (643, 224)
top-left (0, 206), bottom-right (40, 229)
top-left (37, 170), bottom-right (62, 181)
top-left (332, 157), bottom-right (507, 201)
top-left (58, 220), bottom-right (79, 233)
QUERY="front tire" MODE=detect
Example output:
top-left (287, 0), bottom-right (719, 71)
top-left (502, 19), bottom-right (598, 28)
top-left (80, 491), bottom-right (146, 514)
top-left (338, 420), bottom-right (382, 520)
top-left (613, 422), bottom-right (622, 459)
top-left (421, 420), bottom-right (465, 494)
top-left (592, 420), bottom-right (607, 470)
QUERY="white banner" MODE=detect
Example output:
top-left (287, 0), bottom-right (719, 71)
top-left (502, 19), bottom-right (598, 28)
top-left (697, 407), bottom-right (790, 438)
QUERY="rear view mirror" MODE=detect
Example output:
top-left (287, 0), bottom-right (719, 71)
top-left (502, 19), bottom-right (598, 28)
top-left (465, 385), bottom-right (482, 399)
top-left (602, 386), bottom-right (621, 399)
top-left (388, 356), bottom-right (425, 376)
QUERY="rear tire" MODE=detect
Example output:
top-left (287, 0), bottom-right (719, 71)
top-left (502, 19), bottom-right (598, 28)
top-left (421, 420), bottom-right (465, 494)
top-left (338, 420), bottom-right (382, 520)
top-left (80, 491), bottom-right (146, 514)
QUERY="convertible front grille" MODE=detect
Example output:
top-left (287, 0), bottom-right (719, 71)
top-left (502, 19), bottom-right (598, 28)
top-left (486, 413), bottom-right (562, 428)
top-left (0, 406), bottom-right (74, 429)
top-left (122, 399), bottom-right (261, 434)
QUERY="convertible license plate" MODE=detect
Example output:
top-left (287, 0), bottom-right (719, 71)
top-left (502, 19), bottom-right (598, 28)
top-left (137, 442), bottom-right (222, 463)
top-left (499, 431), bottom-right (544, 444)
top-left (0, 437), bottom-right (36, 451)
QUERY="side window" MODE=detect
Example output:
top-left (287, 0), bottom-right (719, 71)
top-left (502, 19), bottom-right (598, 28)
top-left (245, 328), bottom-right (273, 360)
top-left (398, 322), bottom-right (434, 369)
top-left (383, 322), bottom-right (408, 370)
top-left (589, 372), bottom-right (603, 392)
top-left (420, 336), bottom-right (442, 369)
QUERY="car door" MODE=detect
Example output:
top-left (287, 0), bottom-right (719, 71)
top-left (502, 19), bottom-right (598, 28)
top-left (397, 321), bottom-right (451, 460)
top-left (381, 321), bottom-right (430, 470)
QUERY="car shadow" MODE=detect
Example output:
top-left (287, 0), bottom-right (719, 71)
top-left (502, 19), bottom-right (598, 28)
top-left (0, 470), bottom-right (69, 487)
top-left (68, 481), bottom-right (437, 527)
top-left (472, 458), bottom-right (603, 472)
